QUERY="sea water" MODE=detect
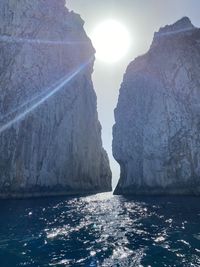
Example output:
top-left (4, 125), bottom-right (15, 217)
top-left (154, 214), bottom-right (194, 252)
top-left (0, 192), bottom-right (200, 266)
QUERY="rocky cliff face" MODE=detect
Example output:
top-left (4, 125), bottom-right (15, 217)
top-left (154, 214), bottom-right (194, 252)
top-left (0, 0), bottom-right (112, 198)
top-left (113, 17), bottom-right (200, 195)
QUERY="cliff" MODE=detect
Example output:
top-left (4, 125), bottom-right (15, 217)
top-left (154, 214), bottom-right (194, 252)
top-left (113, 17), bottom-right (200, 195)
top-left (0, 0), bottom-right (112, 198)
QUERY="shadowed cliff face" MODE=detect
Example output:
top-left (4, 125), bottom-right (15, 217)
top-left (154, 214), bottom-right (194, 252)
top-left (113, 17), bottom-right (200, 195)
top-left (0, 0), bottom-right (112, 198)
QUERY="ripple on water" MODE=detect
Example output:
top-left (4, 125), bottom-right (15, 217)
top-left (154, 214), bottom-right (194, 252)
top-left (0, 193), bottom-right (200, 266)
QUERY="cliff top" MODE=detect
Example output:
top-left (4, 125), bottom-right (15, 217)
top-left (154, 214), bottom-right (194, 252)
top-left (125, 17), bottom-right (199, 76)
top-left (154, 17), bottom-right (196, 39)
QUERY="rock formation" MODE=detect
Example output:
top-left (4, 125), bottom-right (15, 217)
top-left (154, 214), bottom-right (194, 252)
top-left (0, 0), bottom-right (112, 198)
top-left (113, 17), bottom-right (200, 195)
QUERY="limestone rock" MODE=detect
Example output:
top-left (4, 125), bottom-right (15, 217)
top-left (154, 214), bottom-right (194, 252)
top-left (113, 17), bottom-right (200, 195)
top-left (0, 0), bottom-right (112, 198)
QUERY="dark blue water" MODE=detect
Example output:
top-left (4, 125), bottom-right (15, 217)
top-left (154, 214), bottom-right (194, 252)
top-left (0, 192), bottom-right (200, 267)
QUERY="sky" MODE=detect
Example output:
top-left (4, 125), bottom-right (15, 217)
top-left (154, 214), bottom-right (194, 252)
top-left (67, 0), bottom-right (200, 187)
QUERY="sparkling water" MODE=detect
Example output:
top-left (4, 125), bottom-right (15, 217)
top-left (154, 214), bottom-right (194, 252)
top-left (0, 192), bottom-right (200, 266)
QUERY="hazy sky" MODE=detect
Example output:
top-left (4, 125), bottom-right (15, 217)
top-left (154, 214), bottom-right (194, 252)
top-left (67, 0), bottom-right (200, 187)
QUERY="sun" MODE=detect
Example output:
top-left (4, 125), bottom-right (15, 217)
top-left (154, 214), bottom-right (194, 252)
top-left (90, 19), bottom-right (131, 63)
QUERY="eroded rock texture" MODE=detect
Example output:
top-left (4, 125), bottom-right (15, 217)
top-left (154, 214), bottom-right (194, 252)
top-left (113, 17), bottom-right (200, 195)
top-left (0, 0), bottom-right (112, 198)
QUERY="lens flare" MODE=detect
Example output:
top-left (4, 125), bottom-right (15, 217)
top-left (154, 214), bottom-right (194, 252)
top-left (0, 57), bottom-right (93, 134)
top-left (0, 35), bottom-right (86, 45)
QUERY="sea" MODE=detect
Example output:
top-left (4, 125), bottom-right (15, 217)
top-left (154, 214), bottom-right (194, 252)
top-left (0, 192), bottom-right (200, 267)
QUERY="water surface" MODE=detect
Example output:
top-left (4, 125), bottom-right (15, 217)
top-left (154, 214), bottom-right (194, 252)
top-left (0, 192), bottom-right (200, 266)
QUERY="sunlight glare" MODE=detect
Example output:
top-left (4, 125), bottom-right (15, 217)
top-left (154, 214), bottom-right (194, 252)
top-left (90, 19), bottom-right (132, 63)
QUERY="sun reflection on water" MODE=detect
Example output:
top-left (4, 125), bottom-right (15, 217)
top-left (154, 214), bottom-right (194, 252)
top-left (0, 193), bottom-right (200, 266)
